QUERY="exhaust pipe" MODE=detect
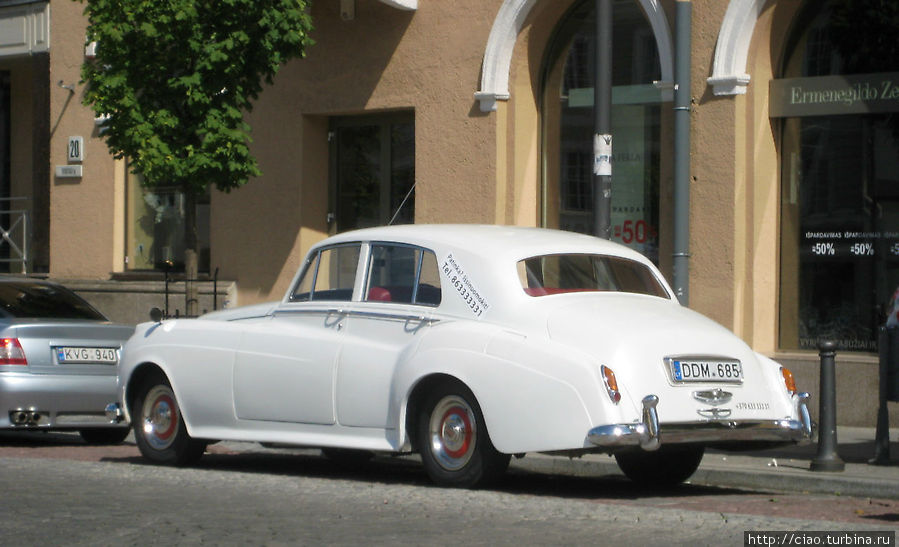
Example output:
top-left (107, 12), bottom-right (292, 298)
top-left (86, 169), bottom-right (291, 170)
top-left (9, 409), bottom-right (43, 425)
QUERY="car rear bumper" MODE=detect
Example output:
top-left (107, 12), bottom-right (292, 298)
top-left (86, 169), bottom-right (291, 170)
top-left (0, 372), bottom-right (122, 429)
top-left (587, 392), bottom-right (813, 451)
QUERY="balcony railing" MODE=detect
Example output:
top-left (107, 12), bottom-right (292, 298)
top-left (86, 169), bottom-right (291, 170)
top-left (0, 197), bottom-right (29, 274)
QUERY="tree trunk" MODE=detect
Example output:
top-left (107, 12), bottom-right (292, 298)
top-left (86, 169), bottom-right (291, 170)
top-left (183, 190), bottom-right (199, 317)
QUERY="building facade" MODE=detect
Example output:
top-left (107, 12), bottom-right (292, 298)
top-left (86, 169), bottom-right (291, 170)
top-left (1, 0), bottom-right (897, 425)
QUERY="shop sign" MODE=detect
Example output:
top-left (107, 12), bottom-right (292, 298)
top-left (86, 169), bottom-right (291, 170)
top-left (769, 72), bottom-right (899, 117)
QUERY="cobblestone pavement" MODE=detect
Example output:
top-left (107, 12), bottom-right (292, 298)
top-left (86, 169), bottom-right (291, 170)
top-left (0, 430), bottom-right (897, 546)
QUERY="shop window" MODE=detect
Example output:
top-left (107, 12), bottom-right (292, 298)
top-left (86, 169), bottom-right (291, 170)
top-left (776, 0), bottom-right (899, 351)
top-left (541, 0), bottom-right (664, 264)
top-left (125, 168), bottom-right (210, 272)
top-left (329, 113), bottom-right (415, 233)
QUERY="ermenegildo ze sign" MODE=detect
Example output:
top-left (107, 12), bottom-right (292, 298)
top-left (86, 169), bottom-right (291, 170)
top-left (769, 72), bottom-right (899, 117)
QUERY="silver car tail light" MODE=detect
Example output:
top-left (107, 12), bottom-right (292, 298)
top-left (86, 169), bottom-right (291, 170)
top-left (0, 338), bottom-right (27, 365)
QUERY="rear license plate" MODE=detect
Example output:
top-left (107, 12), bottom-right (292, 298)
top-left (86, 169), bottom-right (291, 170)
top-left (56, 347), bottom-right (118, 364)
top-left (666, 358), bottom-right (743, 383)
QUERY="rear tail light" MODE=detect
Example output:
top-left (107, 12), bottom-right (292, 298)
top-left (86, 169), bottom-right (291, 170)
top-left (601, 365), bottom-right (621, 404)
top-left (781, 366), bottom-right (797, 395)
top-left (0, 338), bottom-right (26, 365)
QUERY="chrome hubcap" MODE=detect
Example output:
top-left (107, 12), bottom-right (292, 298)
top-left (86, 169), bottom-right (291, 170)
top-left (141, 385), bottom-right (179, 450)
top-left (429, 395), bottom-right (476, 471)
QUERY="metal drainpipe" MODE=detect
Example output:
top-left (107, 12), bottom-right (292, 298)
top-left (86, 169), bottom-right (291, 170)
top-left (593, 0), bottom-right (613, 240)
top-left (672, 0), bottom-right (692, 305)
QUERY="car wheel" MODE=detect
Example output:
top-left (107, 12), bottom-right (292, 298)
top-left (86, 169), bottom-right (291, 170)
top-left (132, 372), bottom-right (206, 465)
top-left (79, 427), bottom-right (130, 444)
top-left (614, 445), bottom-right (705, 486)
top-left (417, 381), bottom-right (510, 488)
top-left (321, 448), bottom-right (375, 467)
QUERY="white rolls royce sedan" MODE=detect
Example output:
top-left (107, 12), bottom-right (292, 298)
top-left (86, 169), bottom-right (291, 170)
top-left (107, 225), bottom-right (811, 487)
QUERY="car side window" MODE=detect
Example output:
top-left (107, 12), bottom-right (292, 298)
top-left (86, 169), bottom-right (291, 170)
top-left (291, 244), bottom-right (360, 302)
top-left (416, 250), bottom-right (442, 306)
top-left (365, 244), bottom-right (441, 306)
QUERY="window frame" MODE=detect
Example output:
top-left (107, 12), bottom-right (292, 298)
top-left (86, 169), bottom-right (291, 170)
top-left (361, 241), bottom-right (442, 308)
top-left (289, 243), bottom-right (363, 303)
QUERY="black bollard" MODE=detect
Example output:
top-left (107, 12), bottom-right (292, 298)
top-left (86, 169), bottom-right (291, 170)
top-left (868, 327), bottom-right (899, 465)
top-left (810, 340), bottom-right (845, 472)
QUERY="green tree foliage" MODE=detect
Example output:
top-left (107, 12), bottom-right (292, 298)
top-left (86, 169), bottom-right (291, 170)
top-left (80, 0), bottom-right (313, 195)
top-left (78, 0), bottom-right (313, 313)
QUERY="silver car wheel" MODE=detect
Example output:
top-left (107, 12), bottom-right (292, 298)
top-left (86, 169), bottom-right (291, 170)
top-left (141, 384), bottom-right (180, 451)
top-left (428, 395), bottom-right (477, 471)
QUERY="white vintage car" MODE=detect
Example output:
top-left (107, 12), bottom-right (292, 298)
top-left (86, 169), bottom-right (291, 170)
top-left (108, 225), bottom-right (811, 487)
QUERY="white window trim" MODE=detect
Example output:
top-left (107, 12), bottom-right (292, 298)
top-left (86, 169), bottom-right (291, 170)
top-left (475, 0), bottom-right (674, 112)
top-left (707, 0), bottom-right (772, 96)
top-left (377, 0), bottom-right (417, 9)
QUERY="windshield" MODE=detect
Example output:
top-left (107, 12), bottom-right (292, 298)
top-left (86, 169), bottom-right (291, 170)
top-left (0, 282), bottom-right (108, 320)
top-left (517, 254), bottom-right (669, 298)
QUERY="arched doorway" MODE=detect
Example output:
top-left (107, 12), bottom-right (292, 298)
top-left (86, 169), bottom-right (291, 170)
top-left (541, 0), bottom-right (668, 265)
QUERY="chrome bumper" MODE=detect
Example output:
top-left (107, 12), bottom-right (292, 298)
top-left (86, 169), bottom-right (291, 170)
top-left (587, 392), bottom-right (812, 451)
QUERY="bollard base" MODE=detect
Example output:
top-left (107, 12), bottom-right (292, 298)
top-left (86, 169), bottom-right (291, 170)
top-left (810, 457), bottom-right (845, 472)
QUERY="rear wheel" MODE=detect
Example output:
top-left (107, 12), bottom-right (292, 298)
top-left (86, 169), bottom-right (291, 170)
top-left (614, 445), bottom-right (704, 486)
top-left (417, 381), bottom-right (510, 488)
top-left (132, 372), bottom-right (206, 465)
top-left (79, 427), bottom-right (130, 444)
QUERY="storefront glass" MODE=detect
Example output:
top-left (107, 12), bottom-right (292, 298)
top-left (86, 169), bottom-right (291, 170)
top-left (777, 0), bottom-right (899, 351)
top-left (125, 169), bottom-right (210, 272)
top-left (330, 113), bottom-right (415, 234)
top-left (542, 0), bottom-right (663, 264)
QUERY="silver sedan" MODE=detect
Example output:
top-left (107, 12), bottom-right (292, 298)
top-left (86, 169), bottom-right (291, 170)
top-left (0, 278), bottom-right (133, 443)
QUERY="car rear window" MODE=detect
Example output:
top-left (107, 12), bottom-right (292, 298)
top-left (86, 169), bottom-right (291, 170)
top-left (518, 254), bottom-right (669, 299)
top-left (0, 282), bottom-right (108, 320)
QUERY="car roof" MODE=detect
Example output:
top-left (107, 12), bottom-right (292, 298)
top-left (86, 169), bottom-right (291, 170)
top-left (315, 224), bottom-right (651, 264)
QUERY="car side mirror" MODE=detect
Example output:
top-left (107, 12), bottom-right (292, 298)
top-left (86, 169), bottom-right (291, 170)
top-left (149, 307), bottom-right (164, 323)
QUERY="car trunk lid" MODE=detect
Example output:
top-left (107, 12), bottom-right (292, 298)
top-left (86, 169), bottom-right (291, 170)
top-left (543, 294), bottom-right (792, 423)
top-left (4, 320), bottom-right (134, 375)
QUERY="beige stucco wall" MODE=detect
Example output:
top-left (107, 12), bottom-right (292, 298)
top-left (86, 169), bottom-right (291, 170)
top-left (687, 0), bottom-right (737, 331)
top-left (742, 1), bottom-right (800, 355)
top-left (213, 0), bottom-right (504, 305)
top-left (36, 0), bottom-right (790, 340)
top-left (48, 0), bottom-right (120, 278)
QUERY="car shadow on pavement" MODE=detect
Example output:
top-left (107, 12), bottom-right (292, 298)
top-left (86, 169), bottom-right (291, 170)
top-left (102, 445), bottom-right (758, 501)
top-left (0, 430), bottom-right (92, 445)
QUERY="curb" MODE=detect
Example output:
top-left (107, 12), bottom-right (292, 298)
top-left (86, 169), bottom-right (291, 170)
top-left (509, 453), bottom-right (899, 500)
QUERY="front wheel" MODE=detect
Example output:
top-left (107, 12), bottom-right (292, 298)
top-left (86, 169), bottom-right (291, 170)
top-left (132, 372), bottom-right (206, 465)
top-left (614, 445), bottom-right (704, 486)
top-left (417, 382), bottom-right (510, 488)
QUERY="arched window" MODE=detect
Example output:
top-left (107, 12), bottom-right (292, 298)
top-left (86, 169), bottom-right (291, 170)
top-left (541, 0), bottom-right (665, 264)
top-left (776, 0), bottom-right (899, 351)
